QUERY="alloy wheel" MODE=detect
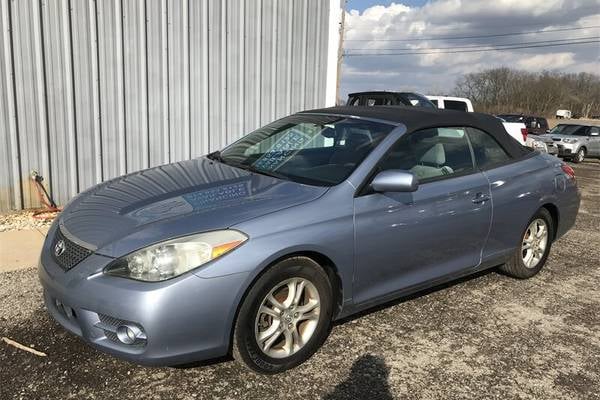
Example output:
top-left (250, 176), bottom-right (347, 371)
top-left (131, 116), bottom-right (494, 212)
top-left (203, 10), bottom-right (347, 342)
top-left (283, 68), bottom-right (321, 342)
top-left (254, 277), bottom-right (321, 359)
top-left (521, 218), bottom-right (549, 269)
top-left (577, 149), bottom-right (585, 162)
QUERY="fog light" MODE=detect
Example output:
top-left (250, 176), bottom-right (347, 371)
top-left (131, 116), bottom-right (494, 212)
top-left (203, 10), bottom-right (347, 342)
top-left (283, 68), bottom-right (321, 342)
top-left (116, 324), bottom-right (145, 345)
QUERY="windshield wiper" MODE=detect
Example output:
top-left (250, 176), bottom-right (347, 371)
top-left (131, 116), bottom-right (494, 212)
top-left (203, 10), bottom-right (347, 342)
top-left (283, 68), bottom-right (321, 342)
top-left (207, 151), bottom-right (225, 163)
top-left (208, 152), bottom-right (288, 181)
top-left (232, 163), bottom-right (288, 180)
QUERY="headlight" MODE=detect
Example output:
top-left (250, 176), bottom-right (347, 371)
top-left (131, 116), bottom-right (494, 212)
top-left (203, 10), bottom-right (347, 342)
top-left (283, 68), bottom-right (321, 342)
top-left (563, 138), bottom-right (577, 144)
top-left (532, 140), bottom-right (547, 152)
top-left (104, 230), bottom-right (247, 281)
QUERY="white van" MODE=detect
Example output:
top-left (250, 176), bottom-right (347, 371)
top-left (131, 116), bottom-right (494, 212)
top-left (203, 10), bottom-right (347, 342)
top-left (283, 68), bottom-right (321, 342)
top-left (556, 109), bottom-right (572, 119)
top-left (426, 96), bottom-right (474, 112)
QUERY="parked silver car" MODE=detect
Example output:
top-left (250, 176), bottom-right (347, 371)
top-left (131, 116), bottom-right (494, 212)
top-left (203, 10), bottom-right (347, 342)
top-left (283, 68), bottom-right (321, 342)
top-left (540, 124), bottom-right (600, 163)
top-left (39, 107), bottom-right (580, 374)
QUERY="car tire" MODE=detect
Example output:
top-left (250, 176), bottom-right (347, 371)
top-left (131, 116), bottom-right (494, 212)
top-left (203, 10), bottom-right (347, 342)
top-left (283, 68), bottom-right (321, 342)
top-left (499, 208), bottom-right (553, 279)
top-left (232, 256), bottom-right (333, 374)
top-left (573, 147), bottom-right (585, 163)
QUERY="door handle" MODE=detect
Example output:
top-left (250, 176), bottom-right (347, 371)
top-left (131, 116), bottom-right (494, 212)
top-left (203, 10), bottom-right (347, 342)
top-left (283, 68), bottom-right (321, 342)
top-left (472, 193), bottom-right (490, 204)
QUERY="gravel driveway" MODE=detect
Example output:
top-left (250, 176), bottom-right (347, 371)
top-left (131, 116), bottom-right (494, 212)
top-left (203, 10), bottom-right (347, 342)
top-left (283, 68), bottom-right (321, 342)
top-left (1, 161), bottom-right (599, 400)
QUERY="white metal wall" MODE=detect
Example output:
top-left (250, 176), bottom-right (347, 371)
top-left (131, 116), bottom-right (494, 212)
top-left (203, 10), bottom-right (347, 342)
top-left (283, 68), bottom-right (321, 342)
top-left (0, 0), bottom-right (341, 211)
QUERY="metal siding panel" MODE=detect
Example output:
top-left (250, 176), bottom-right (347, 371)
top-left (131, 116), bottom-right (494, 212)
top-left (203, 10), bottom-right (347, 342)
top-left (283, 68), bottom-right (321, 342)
top-left (0, 0), bottom-right (336, 211)
top-left (11, 0), bottom-right (49, 209)
top-left (207, 0), bottom-right (224, 151)
top-left (41, 0), bottom-right (78, 206)
top-left (71, 0), bottom-right (102, 190)
top-left (305, 0), bottom-right (318, 109)
top-left (0, 0), bottom-right (20, 211)
top-left (97, 0), bottom-right (126, 179)
top-left (123, 0), bottom-right (148, 172)
top-left (274, 0), bottom-right (290, 120)
top-left (259, 0), bottom-right (274, 125)
top-left (167, 0), bottom-right (189, 162)
top-left (243, 0), bottom-right (260, 133)
top-left (226, 0), bottom-right (243, 143)
top-left (289, 0), bottom-right (306, 113)
top-left (189, 0), bottom-right (209, 157)
top-left (318, 0), bottom-right (330, 108)
top-left (146, 0), bottom-right (169, 167)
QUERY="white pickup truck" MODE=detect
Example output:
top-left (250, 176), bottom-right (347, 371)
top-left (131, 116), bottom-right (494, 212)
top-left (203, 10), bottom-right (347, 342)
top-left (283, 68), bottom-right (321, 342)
top-left (427, 95), bottom-right (548, 152)
top-left (501, 121), bottom-right (528, 145)
top-left (496, 118), bottom-right (548, 152)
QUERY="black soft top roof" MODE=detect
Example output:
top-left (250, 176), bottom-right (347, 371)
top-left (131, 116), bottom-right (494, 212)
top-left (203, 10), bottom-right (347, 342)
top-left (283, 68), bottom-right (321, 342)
top-left (299, 106), bottom-right (530, 159)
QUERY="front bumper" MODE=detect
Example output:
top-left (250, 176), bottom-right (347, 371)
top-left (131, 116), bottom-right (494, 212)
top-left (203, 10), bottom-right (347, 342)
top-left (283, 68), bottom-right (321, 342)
top-left (38, 250), bottom-right (250, 366)
top-left (556, 142), bottom-right (578, 157)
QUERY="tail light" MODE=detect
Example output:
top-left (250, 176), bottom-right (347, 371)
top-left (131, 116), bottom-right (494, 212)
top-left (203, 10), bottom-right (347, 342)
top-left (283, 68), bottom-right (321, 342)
top-left (561, 163), bottom-right (576, 180)
top-left (521, 128), bottom-right (528, 142)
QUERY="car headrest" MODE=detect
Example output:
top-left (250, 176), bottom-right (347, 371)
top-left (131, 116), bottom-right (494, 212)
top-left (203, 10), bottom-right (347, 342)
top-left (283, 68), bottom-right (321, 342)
top-left (420, 143), bottom-right (446, 165)
top-left (346, 129), bottom-right (372, 147)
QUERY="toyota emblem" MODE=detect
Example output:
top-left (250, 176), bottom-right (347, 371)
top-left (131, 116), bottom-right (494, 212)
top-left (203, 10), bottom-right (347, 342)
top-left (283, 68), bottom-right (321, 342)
top-left (54, 240), bottom-right (66, 257)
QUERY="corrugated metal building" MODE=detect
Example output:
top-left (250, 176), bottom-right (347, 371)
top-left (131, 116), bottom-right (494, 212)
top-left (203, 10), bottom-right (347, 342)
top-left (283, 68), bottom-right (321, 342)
top-left (0, 0), bottom-right (342, 211)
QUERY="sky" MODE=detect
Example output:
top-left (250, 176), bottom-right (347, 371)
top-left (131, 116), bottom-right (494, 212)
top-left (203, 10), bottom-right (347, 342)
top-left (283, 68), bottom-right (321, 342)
top-left (340, 0), bottom-right (600, 100)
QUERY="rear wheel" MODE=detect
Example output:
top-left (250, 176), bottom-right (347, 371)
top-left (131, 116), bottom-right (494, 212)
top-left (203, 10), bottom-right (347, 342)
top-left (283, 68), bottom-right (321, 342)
top-left (232, 257), bottom-right (333, 374)
top-left (573, 147), bottom-right (585, 163)
top-left (499, 208), bottom-right (553, 279)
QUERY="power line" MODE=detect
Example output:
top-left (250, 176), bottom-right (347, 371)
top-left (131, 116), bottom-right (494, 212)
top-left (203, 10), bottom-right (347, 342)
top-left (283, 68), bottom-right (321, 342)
top-left (344, 39), bottom-right (600, 56)
top-left (345, 36), bottom-right (600, 52)
top-left (345, 25), bottom-right (600, 42)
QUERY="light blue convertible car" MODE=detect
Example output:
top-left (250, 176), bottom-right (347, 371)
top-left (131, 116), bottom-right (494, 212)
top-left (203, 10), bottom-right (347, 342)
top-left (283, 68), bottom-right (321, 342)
top-left (39, 106), bottom-right (580, 374)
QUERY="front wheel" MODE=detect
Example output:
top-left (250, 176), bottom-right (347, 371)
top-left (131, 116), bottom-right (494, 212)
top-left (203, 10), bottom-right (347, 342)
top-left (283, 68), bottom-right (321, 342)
top-left (232, 257), bottom-right (333, 374)
top-left (573, 147), bottom-right (585, 163)
top-left (499, 208), bottom-right (553, 279)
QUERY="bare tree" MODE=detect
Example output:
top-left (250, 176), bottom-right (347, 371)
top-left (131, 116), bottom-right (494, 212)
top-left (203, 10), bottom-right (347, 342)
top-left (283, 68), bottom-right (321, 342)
top-left (454, 68), bottom-right (600, 118)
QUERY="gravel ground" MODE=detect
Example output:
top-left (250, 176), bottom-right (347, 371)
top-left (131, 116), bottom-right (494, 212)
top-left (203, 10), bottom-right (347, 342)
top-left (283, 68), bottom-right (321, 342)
top-left (1, 161), bottom-right (599, 400)
top-left (0, 211), bottom-right (55, 232)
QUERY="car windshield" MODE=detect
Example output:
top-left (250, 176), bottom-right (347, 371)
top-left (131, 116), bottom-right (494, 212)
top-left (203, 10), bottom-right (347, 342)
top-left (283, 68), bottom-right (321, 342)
top-left (549, 124), bottom-right (588, 136)
top-left (214, 115), bottom-right (395, 186)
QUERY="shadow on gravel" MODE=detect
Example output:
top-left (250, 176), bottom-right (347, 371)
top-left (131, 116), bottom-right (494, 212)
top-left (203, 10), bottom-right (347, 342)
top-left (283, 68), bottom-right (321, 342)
top-left (322, 354), bottom-right (392, 400)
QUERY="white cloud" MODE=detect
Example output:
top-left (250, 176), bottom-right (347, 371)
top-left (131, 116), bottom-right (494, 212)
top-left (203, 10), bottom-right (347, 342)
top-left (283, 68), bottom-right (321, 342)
top-left (340, 0), bottom-right (600, 98)
top-left (517, 53), bottom-right (576, 70)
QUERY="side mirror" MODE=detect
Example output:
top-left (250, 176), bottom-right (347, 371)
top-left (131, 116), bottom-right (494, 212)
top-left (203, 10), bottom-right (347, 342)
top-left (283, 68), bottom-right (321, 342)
top-left (371, 170), bottom-right (419, 193)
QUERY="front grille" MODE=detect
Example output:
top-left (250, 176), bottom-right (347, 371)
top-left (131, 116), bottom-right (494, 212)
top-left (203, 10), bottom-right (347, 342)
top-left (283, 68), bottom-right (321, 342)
top-left (52, 228), bottom-right (92, 271)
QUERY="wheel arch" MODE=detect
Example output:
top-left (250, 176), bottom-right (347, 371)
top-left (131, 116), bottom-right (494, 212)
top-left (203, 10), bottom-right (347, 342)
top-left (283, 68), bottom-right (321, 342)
top-left (228, 250), bottom-right (344, 352)
top-left (540, 203), bottom-right (560, 241)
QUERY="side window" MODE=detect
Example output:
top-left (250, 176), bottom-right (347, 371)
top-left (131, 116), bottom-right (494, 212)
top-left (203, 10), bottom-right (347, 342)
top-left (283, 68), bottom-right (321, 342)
top-left (573, 126), bottom-right (590, 136)
top-left (402, 93), bottom-right (436, 109)
top-left (467, 128), bottom-right (511, 169)
top-left (444, 100), bottom-right (468, 112)
top-left (379, 127), bottom-right (474, 182)
top-left (590, 127), bottom-right (599, 135)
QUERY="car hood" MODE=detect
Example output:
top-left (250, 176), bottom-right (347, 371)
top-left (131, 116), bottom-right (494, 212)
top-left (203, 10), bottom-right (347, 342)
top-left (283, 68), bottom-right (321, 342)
top-left (539, 134), bottom-right (581, 142)
top-left (58, 157), bottom-right (327, 257)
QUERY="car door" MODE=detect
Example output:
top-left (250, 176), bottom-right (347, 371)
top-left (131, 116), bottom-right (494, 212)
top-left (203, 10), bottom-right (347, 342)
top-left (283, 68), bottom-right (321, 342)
top-left (588, 126), bottom-right (600, 156)
top-left (352, 127), bottom-right (492, 305)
